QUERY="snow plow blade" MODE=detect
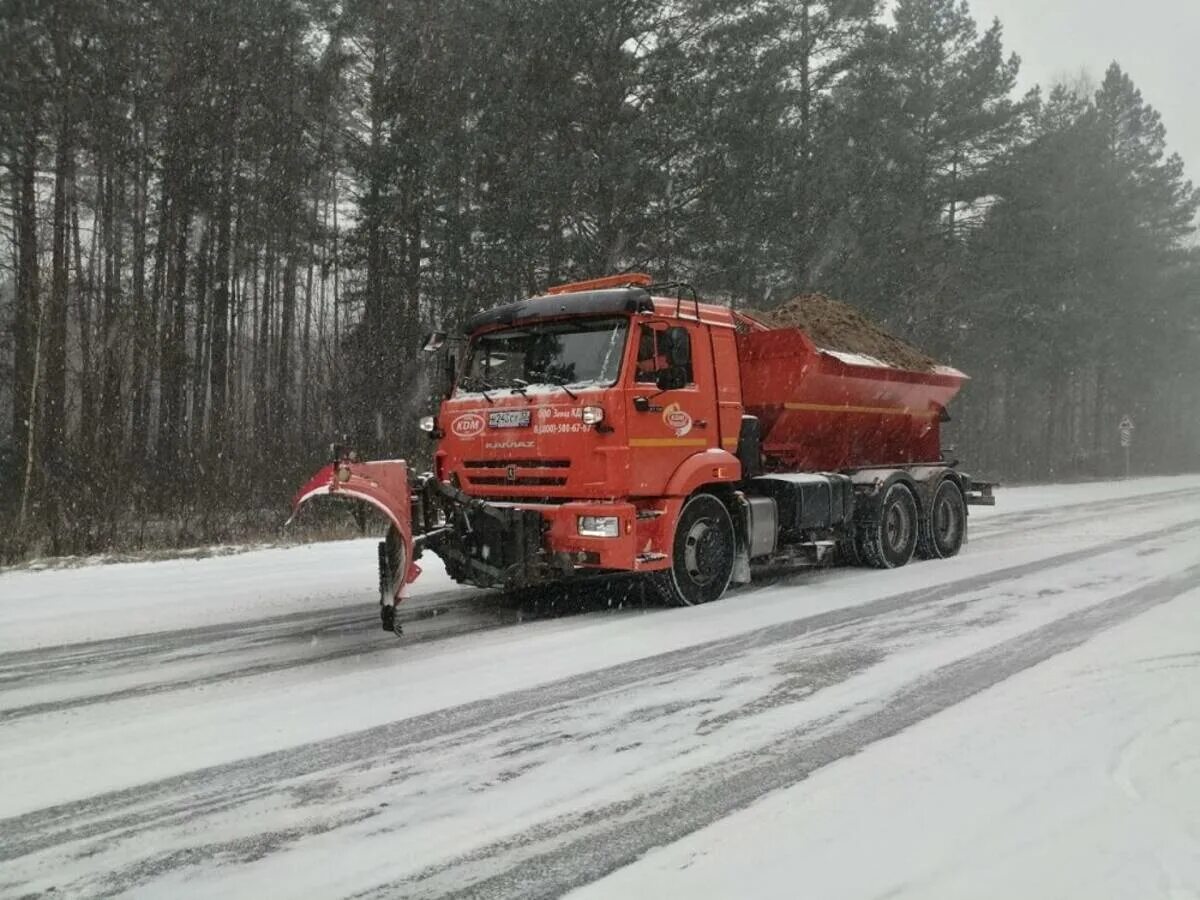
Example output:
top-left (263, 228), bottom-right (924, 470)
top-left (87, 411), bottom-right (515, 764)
top-left (290, 458), bottom-right (420, 603)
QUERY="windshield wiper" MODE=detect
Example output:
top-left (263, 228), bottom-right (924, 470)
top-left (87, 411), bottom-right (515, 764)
top-left (529, 373), bottom-right (578, 400)
top-left (460, 375), bottom-right (497, 404)
top-left (510, 379), bottom-right (532, 401)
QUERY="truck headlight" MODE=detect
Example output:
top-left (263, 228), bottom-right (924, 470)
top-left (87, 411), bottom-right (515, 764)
top-left (578, 515), bottom-right (619, 538)
top-left (419, 415), bottom-right (436, 433)
top-left (581, 406), bottom-right (605, 426)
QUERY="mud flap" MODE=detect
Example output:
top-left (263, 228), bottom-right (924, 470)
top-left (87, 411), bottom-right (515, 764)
top-left (731, 545), bottom-right (752, 585)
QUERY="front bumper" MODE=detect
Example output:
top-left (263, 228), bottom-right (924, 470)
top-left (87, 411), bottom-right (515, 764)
top-left (418, 477), bottom-right (671, 589)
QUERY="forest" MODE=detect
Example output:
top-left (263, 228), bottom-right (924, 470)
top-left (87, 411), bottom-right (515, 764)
top-left (1, 0), bottom-right (1198, 559)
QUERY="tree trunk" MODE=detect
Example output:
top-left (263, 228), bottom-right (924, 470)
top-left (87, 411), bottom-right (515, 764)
top-left (129, 119), bottom-right (150, 461)
top-left (12, 128), bottom-right (40, 484)
top-left (138, 190), bottom-right (169, 460)
top-left (255, 241), bottom-right (273, 441)
top-left (43, 99), bottom-right (73, 480)
top-left (192, 218), bottom-right (213, 444)
top-left (799, 1), bottom-right (811, 160)
top-left (99, 158), bottom-right (125, 451)
top-left (300, 193), bottom-right (318, 439)
top-left (331, 177), bottom-right (340, 408)
top-left (277, 235), bottom-right (297, 447)
top-left (208, 156), bottom-right (234, 459)
top-left (73, 166), bottom-right (93, 450)
top-left (157, 202), bottom-right (191, 468)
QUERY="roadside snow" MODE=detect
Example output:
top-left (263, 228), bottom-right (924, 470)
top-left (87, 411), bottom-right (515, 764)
top-left (2, 475), bottom-right (1197, 656)
top-left (0, 539), bottom-right (460, 653)
top-left (970, 473), bottom-right (1200, 515)
top-left (573, 585), bottom-right (1200, 900)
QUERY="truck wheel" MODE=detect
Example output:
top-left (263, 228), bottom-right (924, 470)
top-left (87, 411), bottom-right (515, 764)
top-left (856, 482), bottom-right (918, 569)
top-left (653, 493), bottom-right (736, 606)
top-left (917, 479), bottom-right (966, 559)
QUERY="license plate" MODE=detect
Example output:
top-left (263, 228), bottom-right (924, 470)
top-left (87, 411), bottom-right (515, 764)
top-left (488, 409), bottom-right (531, 429)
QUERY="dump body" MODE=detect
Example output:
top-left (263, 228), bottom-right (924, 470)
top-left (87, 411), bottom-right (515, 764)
top-left (736, 322), bottom-right (966, 471)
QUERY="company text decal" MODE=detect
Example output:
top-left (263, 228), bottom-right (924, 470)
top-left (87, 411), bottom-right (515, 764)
top-left (451, 413), bottom-right (485, 438)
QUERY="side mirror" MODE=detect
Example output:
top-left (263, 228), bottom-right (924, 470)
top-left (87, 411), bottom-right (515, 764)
top-left (422, 331), bottom-right (447, 353)
top-left (654, 366), bottom-right (687, 391)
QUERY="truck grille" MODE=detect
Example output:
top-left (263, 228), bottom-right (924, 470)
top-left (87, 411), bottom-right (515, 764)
top-left (463, 458), bottom-right (571, 489)
top-left (467, 475), bottom-right (568, 487)
top-left (463, 459), bottom-right (570, 469)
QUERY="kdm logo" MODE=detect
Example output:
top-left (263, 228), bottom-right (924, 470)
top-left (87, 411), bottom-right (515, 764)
top-left (451, 413), bottom-right (485, 438)
top-left (662, 403), bottom-right (693, 437)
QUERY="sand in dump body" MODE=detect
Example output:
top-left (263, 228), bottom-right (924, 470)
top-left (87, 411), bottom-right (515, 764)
top-left (749, 294), bottom-right (937, 372)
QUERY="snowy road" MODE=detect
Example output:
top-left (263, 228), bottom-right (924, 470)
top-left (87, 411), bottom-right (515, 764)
top-left (2, 476), bottom-right (1199, 898)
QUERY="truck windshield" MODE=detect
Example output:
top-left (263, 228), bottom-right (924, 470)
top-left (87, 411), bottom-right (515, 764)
top-left (458, 317), bottom-right (628, 393)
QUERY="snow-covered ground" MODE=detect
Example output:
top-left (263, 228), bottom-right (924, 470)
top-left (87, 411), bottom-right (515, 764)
top-left (574, 578), bottom-right (1200, 900)
top-left (1, 475), bottom-right (1198, 898)
top-left (0, 536), bottom-right (465, 653)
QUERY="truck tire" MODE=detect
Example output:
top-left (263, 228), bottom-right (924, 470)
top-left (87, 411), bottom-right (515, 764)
top-left (653, 493), bottom-right (736, 606)
top-left (917, 478), bottom-right (966, 560)
top-left (856, 482), bottom-right (918, 569)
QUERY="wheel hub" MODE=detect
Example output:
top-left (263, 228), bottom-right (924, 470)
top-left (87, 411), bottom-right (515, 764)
top-left (885, 501), bottom-right (912, 552)
top-left (684, 519), bottom-right (722, 585)
top-left (935, 494), bottom-right (961, 544)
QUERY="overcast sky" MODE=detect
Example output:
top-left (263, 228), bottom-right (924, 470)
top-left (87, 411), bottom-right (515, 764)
top-left (965, 0), bottom-right (1200, 185)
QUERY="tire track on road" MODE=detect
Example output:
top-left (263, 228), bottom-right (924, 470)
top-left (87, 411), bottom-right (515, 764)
top-left (0, 586), bottom-right (642, 723)
top-left (969, 486), bottom-right (1200, 542)
top-left (0, 587), bottom-right (469, 676)
top-left (390, 562), bottom-right (1200, 900)
top-left (4, 487), bottom-right (1195, 724)
top-left (0, 603), bottom-right (518, 724)
top-left (4, 516), bottom-right (1197, 867)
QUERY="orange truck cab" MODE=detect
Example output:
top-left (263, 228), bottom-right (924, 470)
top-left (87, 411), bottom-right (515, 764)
top-left (293, 274), bottom-right (995, 633)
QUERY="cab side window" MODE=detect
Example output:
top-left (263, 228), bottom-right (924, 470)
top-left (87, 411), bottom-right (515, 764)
top-left (636, 328), bottom-right (660, 382)
top-left (635, 325), bottom-right (693, 384)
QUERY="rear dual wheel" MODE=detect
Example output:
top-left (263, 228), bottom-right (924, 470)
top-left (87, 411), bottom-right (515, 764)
top-left (856, 482), bottom-right (919, 569)
top-left (653, 493), bottom-right (736, 607)
top-left (917, 479), bottom-right (967, 560)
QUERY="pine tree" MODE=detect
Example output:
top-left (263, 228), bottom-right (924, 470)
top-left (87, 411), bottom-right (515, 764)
top-left (822, 0), bottom-right (1027, 329)
top-left (963, 67), bottom-right (1199, 478)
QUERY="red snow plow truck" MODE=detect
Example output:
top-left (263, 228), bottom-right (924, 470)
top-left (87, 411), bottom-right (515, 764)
top-left (292, 273), bottom-right (995, 634)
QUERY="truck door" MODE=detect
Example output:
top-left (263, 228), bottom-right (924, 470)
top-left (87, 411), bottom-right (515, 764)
top-left (625, 321), bottom-right (719, 495)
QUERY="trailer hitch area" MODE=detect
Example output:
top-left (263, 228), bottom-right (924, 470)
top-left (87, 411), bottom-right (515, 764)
top-left (965, 480), bottom-right (998, 506)
top-left (290, 457), bottom-right (420, 605)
